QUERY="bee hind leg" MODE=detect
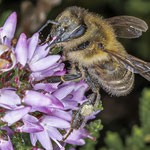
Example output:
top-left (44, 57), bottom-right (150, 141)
top-left (62, 92), bottom-right (100, 141)
top-left (84, 68), bottom-right (101, 109)
top-left (72, 73), bottom-right (101, 132)
top-left (63, 75), bottom-right (101, 141)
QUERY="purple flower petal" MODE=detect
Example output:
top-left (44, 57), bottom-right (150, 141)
top-left (28, 33), bottom-right (39, 61)
top-left (53, 84), bottom-right (75, 100)
top-left (23, 114), bottom-right (39, 122)
top-left (51, 109), bottom-right (72, 121)
top-left (34, 129), bottom-right (53, 150)
top-left (0, 136), bottom-right (14, 150)
top-left (47, 126), bottom-right (62, 140)
top-left (31, 44), bottom-right (49, 61)
top-left (65, 129), bottom-right (89, 145)
top-left (30, 72), bottom-right (49, 81)
top-left (0, 89), bottom-right (21, 109)
top-left (41, 116), bottom-right (70, 128)
top-left (21, 114), bottom-right (44, 132)
top-left (85, 110), bottom-right (101, 121)
top-left (18, 122), bottom-right (44, 133)
top-left (23, 90), bottom-right (53, 107)
top-left (54, 69), bottom-right (66, 76)
top-left (53, 63), bottom-right (65, 72)
top-left (53, 63), bottom-right (66, 76)
top-left (54, 142), bottom-right (65, 150)
top-left (72, 86), bottom-right (87, 102)
top-left (73, 80), bottom-right (88, 91)
top-left (15, 33), bottom-right (28, 66)
top-left (2, 12), bottom-right (17, 41)
top-left (0, 104), bottom-right (13, 110)
top-left (2, 106), bottom-right (31, 125)
top-left (2, 37), bottom-right (11, 46)
top-left (30, 133), bottom-right (37, 146)
top-left (31, 106), bottom-right (52, 114)
top-left (30, 63), bottom-right (63, 81)
top-left (66, 139), bottom-right (85, 146)
top-left (45, 94), bottom-right (64, 109)
top-left (61, 99), bottom-right (78, 110)
top-left (30, 68), bottom-right (55, 81)
top-left (34, 83), bottom-right (59, 93)
top-left (29, 55), bottom-right (60, 72)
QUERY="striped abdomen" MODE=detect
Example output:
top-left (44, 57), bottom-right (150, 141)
top-left (87, 60), bottom-right (134, 96)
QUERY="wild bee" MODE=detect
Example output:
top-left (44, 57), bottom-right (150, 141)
top-left (38, 6), bottom-right (150, 140)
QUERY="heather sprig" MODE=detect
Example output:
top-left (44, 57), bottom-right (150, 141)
top-left (0, 12), bottom-right (101, 150)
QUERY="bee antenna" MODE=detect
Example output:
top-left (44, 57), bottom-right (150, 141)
top-left (38, 20), bottom-right (60, 33)
top-left (62, 128), bottom-right (74, 142)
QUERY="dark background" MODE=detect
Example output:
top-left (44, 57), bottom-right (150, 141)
top-left (0, 0), bottom-right (149, 148)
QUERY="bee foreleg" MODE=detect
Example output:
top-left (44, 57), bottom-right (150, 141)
top-left (33, 74), bottom-right (82, 84)
top-left (61, 74), bottom-right (82, 82)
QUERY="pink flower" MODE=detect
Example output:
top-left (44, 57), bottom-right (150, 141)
top-left (0, 12), bottom-right (17, 72)
top-left (0, 12), bottom-right (101, 150)
top-left (0, 12), bottom-right (17, 44)
top-left (16, 114), bottom-right (44, 133)
top-left (15, 33), bottom-right (62, 81)
top-left (15, 33), bottom-right (28, 66)
top-left (30, 115), bottom-right (70, 150)
top-left (0, 88), bottom-right (21, 109)
top-left (1, 106), bottom-right (31, 126)
top-left (65, 128), bottom-right (95, 145)
top-left (53, 81), bottom-right (88, 110)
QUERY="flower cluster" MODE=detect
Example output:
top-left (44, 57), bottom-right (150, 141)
top-left (0, 12), bottom-right (99, 150)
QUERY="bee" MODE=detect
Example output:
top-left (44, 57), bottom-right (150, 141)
top-left (38, 6), bottom-right (150, 140)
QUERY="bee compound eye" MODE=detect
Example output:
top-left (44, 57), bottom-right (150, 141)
top-left (70, 25), bottom-right (86, 38)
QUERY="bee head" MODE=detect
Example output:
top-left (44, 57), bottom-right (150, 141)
top-left (47, 6), bottom-right (87, 49)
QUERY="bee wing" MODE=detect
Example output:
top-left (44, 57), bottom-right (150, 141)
top-left (104, 49), bottom-right (150, 81)
top-left (106, 16), bottom-right (148, 38)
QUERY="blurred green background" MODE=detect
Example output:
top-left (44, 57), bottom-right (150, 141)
top-left (0, 0), bottom-right (150, 149)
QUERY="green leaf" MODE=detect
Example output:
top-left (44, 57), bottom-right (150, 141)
top-left (139, 88), bottom-right (150, 135)
top-left (126, 125), bottom-right (145, 149)
top-left (11, 133), bottom-right (32, 150)
top-left (80, 119), bottom-right (103, 150)
top-left (104, 131), bottom-right (124, 150)
top-left (0, 11), bottom-right (13, 26)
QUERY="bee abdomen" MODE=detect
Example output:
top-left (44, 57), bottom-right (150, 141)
top-left (101, 70), bottom-right (134, 96)
top-left (89, 64), bottom-right (134, 96)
